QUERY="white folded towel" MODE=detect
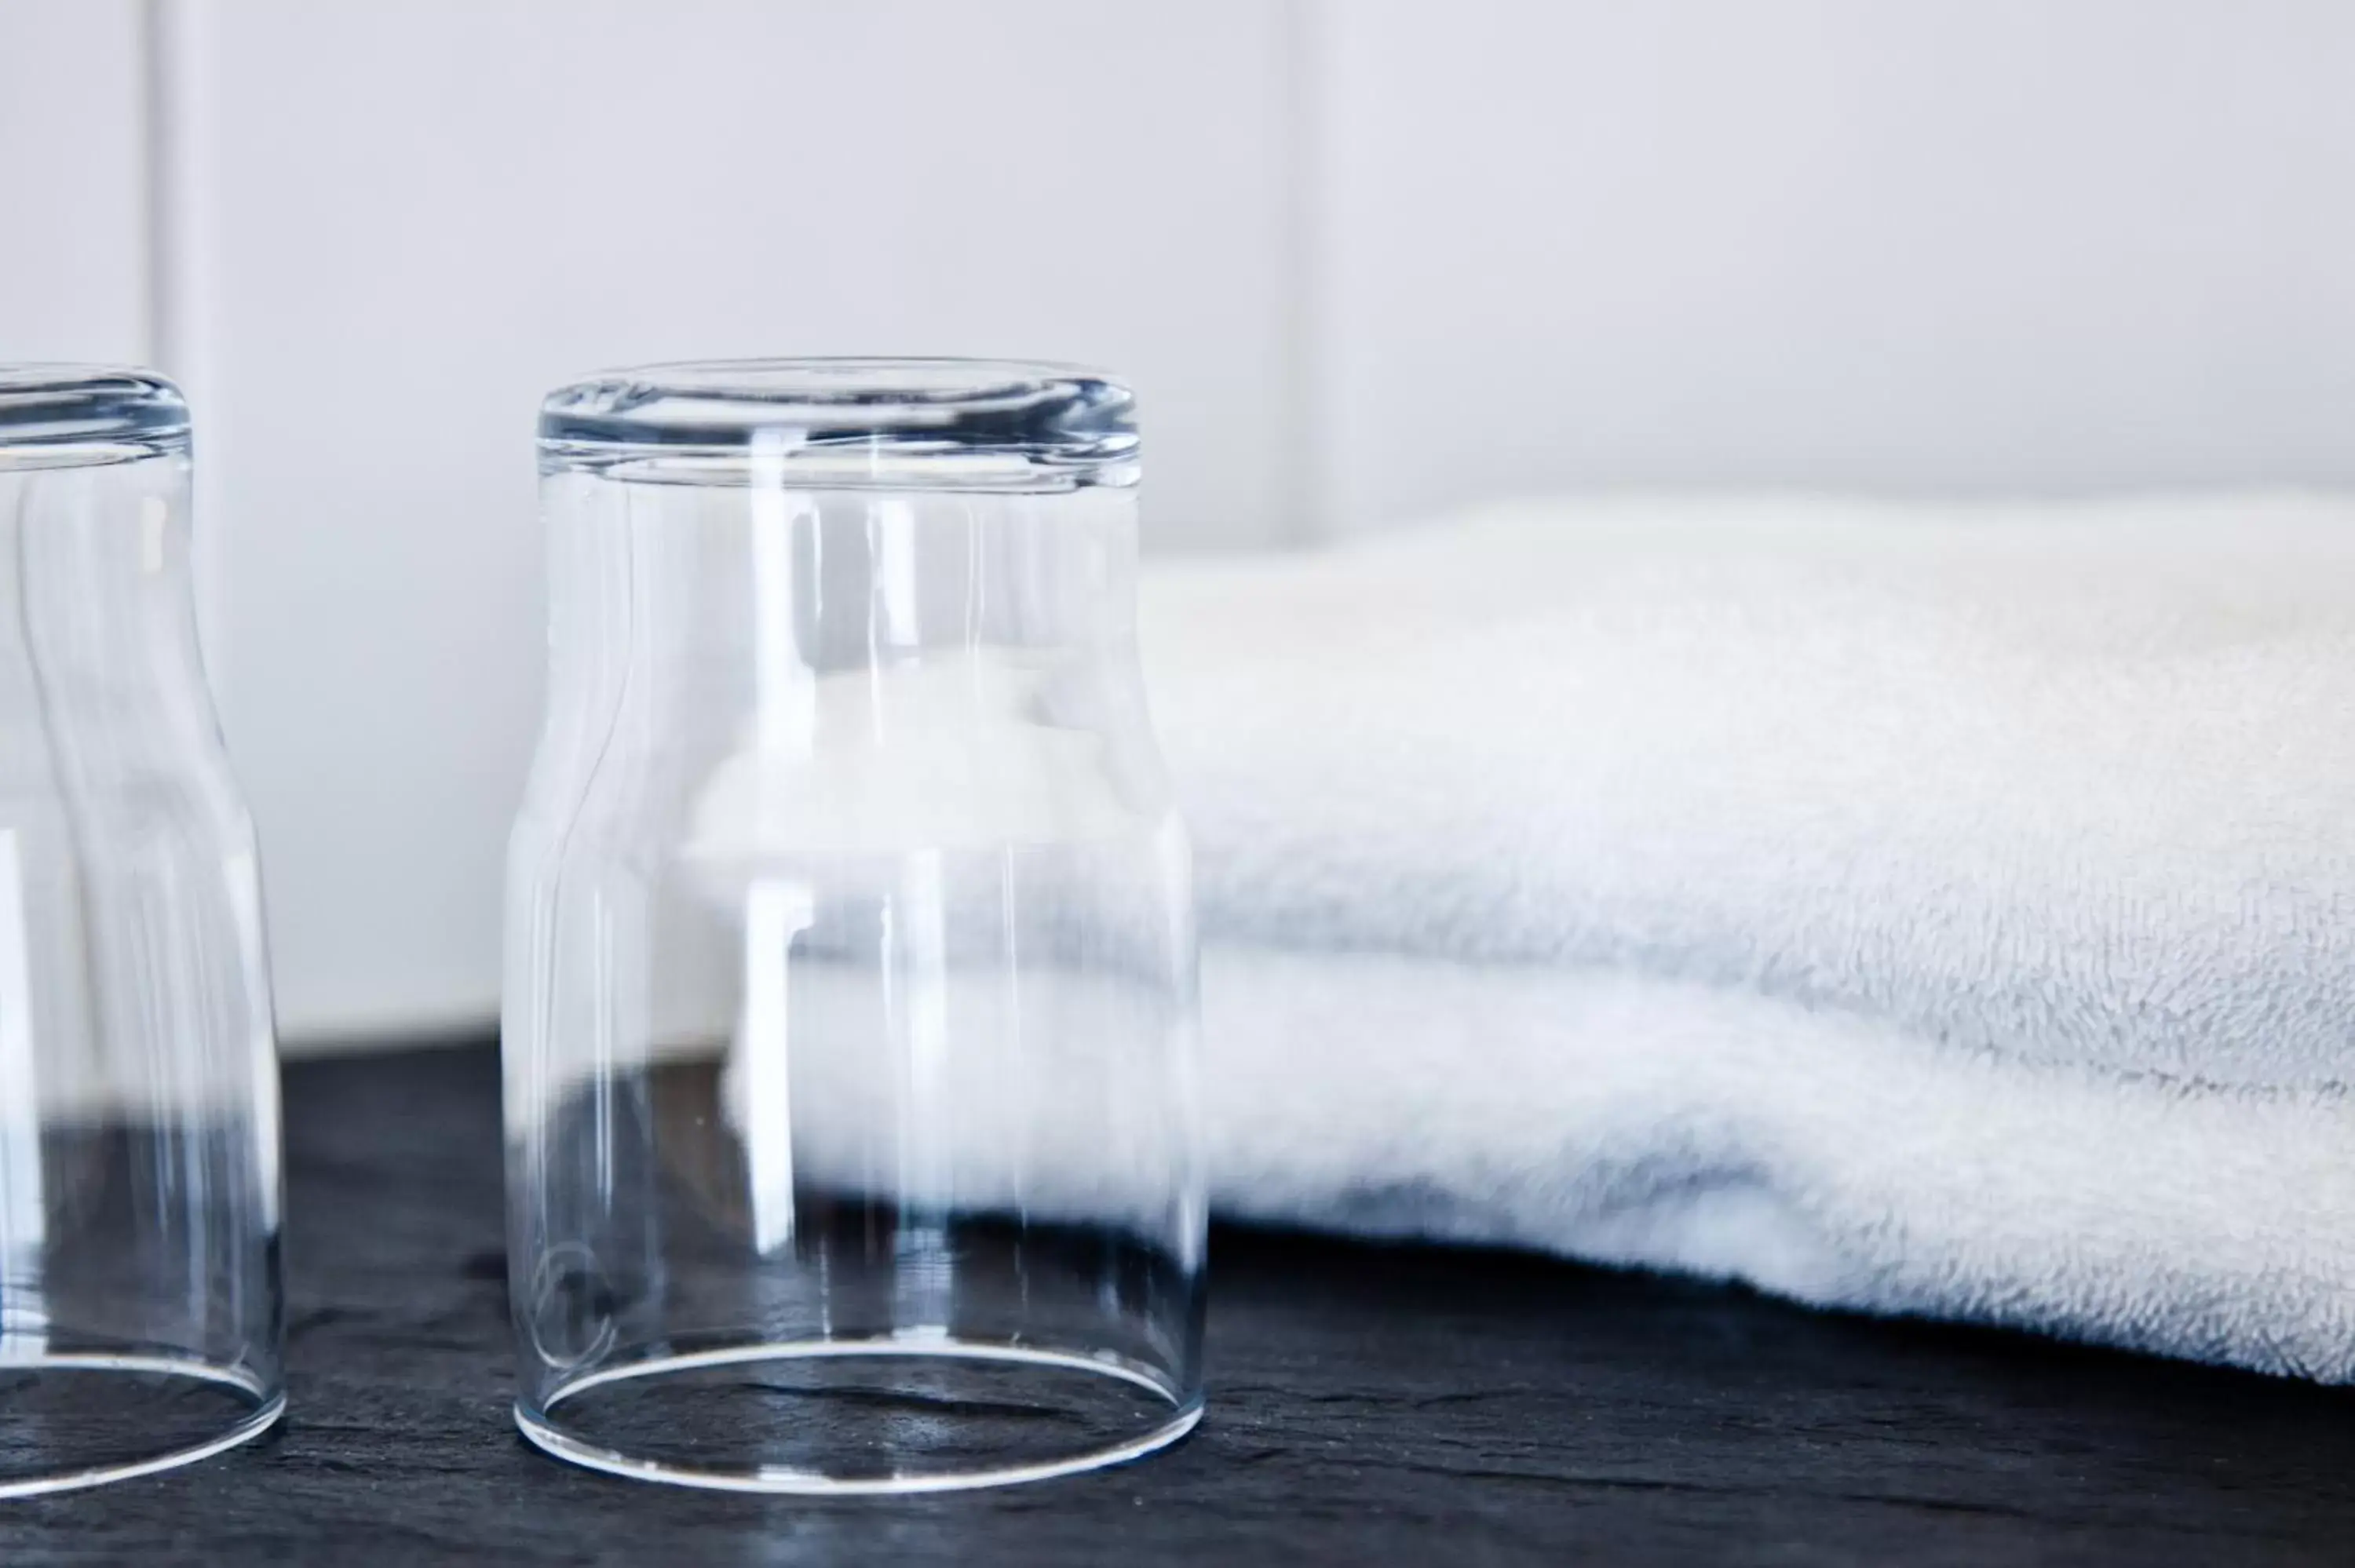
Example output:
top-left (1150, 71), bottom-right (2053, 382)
top-left (1140, 494), bottom-right (2355, 1380)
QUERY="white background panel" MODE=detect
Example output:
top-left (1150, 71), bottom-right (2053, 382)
top-left (0, 0), bottom-right (148, 363)
top-left (169, 0), bottom-right (1294, 1038)
top-left (1313, 0), bottom-right (2355, 531)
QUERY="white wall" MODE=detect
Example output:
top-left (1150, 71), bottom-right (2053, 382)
top-left (159, 0), bottom-right (1296, 1040)
top-left (5, 0), bottom-right (2355, 1045)
top-left (1313, 0), bottom-right (2355, 529)
top-left (0, 0), bottom-right (148, 363)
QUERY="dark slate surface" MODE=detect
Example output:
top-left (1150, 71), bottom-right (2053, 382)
top-left (9, 1041), bottom-right (2353, 1564)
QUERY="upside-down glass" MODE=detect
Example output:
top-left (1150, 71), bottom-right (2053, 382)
top-left (504, 359), bottom-right (1205, 1492)
top-left (0, 368), bottom-right (285, 1497)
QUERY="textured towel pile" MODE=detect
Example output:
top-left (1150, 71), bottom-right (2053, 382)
top-left (1139, 494), bottom-right (2355, 1380)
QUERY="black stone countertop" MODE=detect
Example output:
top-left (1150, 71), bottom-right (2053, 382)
top-left (10, 1041), bottom-right (2353, 1565)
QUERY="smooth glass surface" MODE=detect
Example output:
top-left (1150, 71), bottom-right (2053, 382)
top-left (506, 359), bottom-right (1204, 1493)
top-left (0, 367), bottom-right (285, 1497)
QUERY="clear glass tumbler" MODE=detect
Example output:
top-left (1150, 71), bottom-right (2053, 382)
top-left (0, 368), bottom-right (285, 1497)
top-left (505, 359), bottom-right (1205, 1493)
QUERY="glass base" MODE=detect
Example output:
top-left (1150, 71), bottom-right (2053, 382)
top-left (0, 1354), bottom-right (283, 1499)
top-left (517, 1340), bottom-right (1202, 1494)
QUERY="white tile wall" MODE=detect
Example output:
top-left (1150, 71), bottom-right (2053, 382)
top-left (7, 0), bottom-right (2355, 1042)
top-left (1314, 0), bottom-right (2355, 530)
top-left (0, 0), bottom-right (148, 363)
top-left (163, 0), bottom-right (1296, 1040)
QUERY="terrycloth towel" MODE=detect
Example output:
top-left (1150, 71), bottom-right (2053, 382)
top-left (1138, 494), bottom-right (2355, 1380)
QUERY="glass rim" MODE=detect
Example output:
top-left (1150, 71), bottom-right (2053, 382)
top-left (0, 1355), bottom-right (283, 1500)
top-left (537, 356), bottom-right (1140, 492)
top-left (0, 366), bottom-right (190, 463)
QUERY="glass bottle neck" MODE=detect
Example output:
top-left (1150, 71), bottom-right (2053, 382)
top-left (528, 478), bottom-right (1168, 861)
top-left (0, 452), bottom-right (216, 793)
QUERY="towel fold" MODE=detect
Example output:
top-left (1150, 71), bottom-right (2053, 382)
top-left (1140, 494), bottom-right (2355, 1379)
